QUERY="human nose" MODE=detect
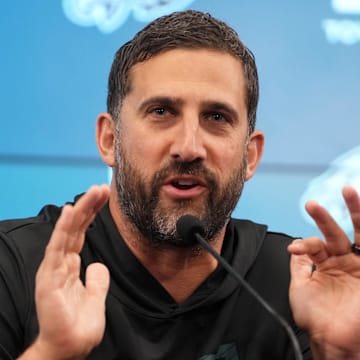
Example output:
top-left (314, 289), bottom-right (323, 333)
top-left (169, 120), bottom-right (206, 162)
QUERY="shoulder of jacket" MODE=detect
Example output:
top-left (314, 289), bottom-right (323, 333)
top-left (0, 216), bottom-right (45, 233)
top-left (0, 204), bottom-right (61, 239)
top-left (230, 218), bottom-right (296, 243)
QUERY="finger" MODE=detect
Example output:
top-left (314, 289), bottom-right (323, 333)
top-left (62, 184), bottom-right (110, 253)
top-left (41, 185), bottom-right (110, 270)
top-left (65, 253), bottom-right (82, 285)
top-left (305, 200), bottom-right (350, 255)
top-left (288, 237), bottom-right (329, 264)
top-left (85, 263), bottom-right (110, 299)
top-left (289, 252), bottom-right (314, 288)
top-left (288, 252), bottom-right (314, 330)
top-left (40, 204), bottom-right (76, 272)
top-left (342, 186), bottom-right (360, 245)
top-left (67, 184), bottom-right (110, 235)
top-left (85, 263), bottom-right (110, 331)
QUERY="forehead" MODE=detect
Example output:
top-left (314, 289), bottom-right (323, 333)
top-left (126, 48), bottom-right (247, 108)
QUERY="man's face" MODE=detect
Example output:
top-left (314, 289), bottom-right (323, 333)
top-left (114, 49), bottom-right (251, 246)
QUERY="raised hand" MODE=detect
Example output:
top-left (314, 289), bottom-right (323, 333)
top-left (288, 186), bottom-right (360, 359)
top-left (19, 185), bottom-right (111, 360)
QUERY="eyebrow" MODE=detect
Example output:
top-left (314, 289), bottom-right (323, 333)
top-left (137, 96), bottom-right (184, 113)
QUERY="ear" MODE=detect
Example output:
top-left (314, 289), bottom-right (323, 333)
top-left (245, 130), bottom-right (264, 181)
top-left (96, 112), bottom-right (116, 167)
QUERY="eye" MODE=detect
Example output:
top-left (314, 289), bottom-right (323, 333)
top-left (151, 107), bottom-right (168, 116)
top-left (146, 106), bottom-right (177, 125)
top-left (206, 112), bottom-right (232, 124)
top-left (209, 112), bottom-right (225, 122)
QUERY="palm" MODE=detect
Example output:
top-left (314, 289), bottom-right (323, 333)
top-left (31, 186), bottom-right (110, 359)
top-left (289, 186), bottom-right (360, 357)
top-left (291, 255), bottom-right (360, 349)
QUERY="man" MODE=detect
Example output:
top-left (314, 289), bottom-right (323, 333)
top-left (1, 10), bottom-right (360, 360)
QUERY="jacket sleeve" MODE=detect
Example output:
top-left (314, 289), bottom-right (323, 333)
top-left (0, 231), bottom-right (33, 358)
top-left (0, 216), bottom-right (53, 358)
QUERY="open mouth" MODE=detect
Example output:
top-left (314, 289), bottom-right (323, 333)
top-left (171, 179), bottom-right (199, 190)
top-left (163, 176), bottom-right (206, 199)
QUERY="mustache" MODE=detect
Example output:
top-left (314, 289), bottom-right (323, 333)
top-left (152, 159), bottom-right (217, 187)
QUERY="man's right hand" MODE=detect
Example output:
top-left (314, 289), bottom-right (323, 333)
top-left (18, 185), bottom-right (110, 360)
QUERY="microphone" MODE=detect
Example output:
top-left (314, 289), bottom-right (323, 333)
top-left (176, 214), bottom-right (303, 360)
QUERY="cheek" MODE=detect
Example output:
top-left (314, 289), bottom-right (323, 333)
top-left (212, 140), bottom-right (246, 171)
top-left (121, 132), bottom-right (167, 173)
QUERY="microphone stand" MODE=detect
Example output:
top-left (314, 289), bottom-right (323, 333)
top-left (194, 232), bottom-right (303, 360)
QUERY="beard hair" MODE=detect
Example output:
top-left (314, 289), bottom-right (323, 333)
top-left (114, 132), bottom-right (248, 248)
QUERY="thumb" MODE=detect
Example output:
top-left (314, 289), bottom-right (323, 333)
top-left (290, 252), bottom-right (313, 289)
top-left (288, 252), bottom-right (314, 330)
top-left (85, 263), bottom-right (110, 302)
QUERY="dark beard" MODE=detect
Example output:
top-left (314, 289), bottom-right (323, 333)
top-left (115, 143), bottom-right (247, 248)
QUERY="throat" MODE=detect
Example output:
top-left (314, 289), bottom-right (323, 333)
top-left (142, 247), bottom-right (219, 304)
top-left (159, 261), bottom-right (218, 304)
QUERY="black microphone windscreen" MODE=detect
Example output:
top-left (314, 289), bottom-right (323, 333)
top-left (176, 214), bottom-right (206, 245)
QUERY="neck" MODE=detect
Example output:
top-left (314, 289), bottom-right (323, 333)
top-left (108, 193), bottom-right (226, 304)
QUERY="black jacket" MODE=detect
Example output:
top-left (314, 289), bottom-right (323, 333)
top-left (0, 199), bottom-right (312, 359)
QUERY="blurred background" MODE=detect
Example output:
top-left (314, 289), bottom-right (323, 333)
top-left (1, 0), bottom-right (359, 238)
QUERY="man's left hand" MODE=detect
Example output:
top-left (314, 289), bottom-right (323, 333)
top-left (288, 186), bottom-right (360, 359)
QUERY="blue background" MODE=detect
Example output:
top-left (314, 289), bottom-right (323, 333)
top-left (1, 0), bottom-right (359, 239)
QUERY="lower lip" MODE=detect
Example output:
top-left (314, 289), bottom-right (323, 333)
top-left (162, 184), bottom-right (206, 199)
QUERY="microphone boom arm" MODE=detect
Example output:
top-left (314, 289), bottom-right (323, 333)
top-left (194, 233), bottom-right (303, 360)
